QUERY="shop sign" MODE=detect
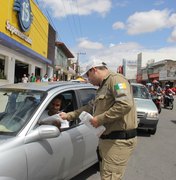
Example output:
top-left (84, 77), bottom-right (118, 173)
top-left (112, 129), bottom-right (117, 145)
top-left (6, 20), bottom-right (32, 45)
top-left (126, 60), bottom-right (137, 66)
top-left (13, 0), bottom-right (33, 32)
top-left (149, 73), bottom-right (159, 78)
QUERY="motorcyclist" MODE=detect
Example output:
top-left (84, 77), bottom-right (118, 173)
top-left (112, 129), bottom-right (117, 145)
top-left (151, 80), bottom-right (163, 113)
top-left (163, 84), bottom-right (175, 107)
top-left (164, 84), bottom-right (175, 95)
top-left (150, 80), bottom-right (163, 100)
top-left (152, 80), bottom-right (162, 94)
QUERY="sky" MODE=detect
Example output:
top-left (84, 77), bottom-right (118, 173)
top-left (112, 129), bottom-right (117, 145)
top-left (35, 0), bottom-right (176, 72)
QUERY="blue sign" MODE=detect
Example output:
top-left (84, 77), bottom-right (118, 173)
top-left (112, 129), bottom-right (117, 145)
top-left (14, 0), bottom-right (33, 32)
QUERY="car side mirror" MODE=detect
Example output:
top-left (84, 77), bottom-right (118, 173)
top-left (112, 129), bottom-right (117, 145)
top-left (25, 125), bottom-right (60, 144)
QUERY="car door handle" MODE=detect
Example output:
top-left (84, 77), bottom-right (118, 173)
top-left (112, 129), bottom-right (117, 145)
top-left (76, 135), bottom-right (83, 142)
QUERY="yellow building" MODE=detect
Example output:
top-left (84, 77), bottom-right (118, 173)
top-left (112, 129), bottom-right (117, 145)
top-left (0, 0), bottom-right (55, 84)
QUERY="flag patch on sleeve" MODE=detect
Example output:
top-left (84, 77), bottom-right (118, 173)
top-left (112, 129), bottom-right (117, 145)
top-left (114, 83), bottom-right (127, 91)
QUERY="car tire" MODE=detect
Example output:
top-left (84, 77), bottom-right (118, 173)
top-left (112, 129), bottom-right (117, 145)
top-left (169, 102), bottom-right (173, 110)
top-left (149, 128), bottom-right (157, 135)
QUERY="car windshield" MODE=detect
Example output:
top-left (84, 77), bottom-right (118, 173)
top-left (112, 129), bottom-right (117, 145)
top-left (0, 89), bottom-right (46, 135)
top-left (132, 85), bottom-right (150, 99)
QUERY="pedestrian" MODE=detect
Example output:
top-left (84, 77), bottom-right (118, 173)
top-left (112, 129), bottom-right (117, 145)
top-left (36, 76), bottom-right (41, 82)
top-left (22, 74), bottom-right (28, 83)
top-left (53, 73), bottom-right (59, 81)
top-left (60, 60), bottom-right (137, 180)
top-left (41, 74), bottom-right (48, 82)
top-left (30, 73), bottom-right (36, 82)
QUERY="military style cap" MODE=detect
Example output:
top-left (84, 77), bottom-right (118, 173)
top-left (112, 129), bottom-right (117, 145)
top-left (81, 59), bottom-right (107, 77)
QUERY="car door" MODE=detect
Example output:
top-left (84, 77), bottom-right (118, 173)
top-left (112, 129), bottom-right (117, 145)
top-left (76, 88), bottom-right (99, 167)
top-left (25, 126), bottom-right (85, 180)
top-left (25, 90), bottom-right (85, 180)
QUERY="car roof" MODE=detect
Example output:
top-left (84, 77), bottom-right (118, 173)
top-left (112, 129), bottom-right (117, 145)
top-left (131, 83), bottom-right (145, 87)
top-left (0, 82), bottom-right (95, 92)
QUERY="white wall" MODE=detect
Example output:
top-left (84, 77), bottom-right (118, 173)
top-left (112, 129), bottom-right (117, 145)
top-left (0, 44), bottom-right (47, 85)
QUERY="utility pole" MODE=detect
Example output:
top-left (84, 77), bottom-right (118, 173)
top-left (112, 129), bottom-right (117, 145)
top-left (76, 52), bottom-right (86, 76)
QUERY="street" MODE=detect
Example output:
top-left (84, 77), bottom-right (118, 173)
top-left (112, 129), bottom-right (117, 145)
top-left (72, 98), bottom-right (176, 180)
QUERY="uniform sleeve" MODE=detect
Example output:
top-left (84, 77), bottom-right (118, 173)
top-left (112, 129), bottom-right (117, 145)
top-left (66, 99), bottom-right (94, 121)
top-left (96, 75), bottom-right (133, 125)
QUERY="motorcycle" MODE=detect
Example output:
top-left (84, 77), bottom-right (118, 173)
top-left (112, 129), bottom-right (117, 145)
top-left (152, 92), bottom-right (162, 114)
top-left (163, 93), bottom-right (174, 110)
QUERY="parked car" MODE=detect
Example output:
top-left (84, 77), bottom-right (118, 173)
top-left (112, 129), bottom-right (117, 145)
top-left (131, 83), bottom-right (159, 135)
top-left (0, 82), bottom-right (98, 180)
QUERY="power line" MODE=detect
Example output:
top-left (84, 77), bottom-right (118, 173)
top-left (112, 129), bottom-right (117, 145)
top-left (75, 0), bottom-right (83, 37)
top-left (61, 0), bottom-right (77, 42)
top-left (35, 0), bottom-right (63, 42)
top-left (68, 0), bottom-right (80, 39)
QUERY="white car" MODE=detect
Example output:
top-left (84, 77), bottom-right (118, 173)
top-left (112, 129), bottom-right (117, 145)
top-left (0, 82), bottom-right (98, 180)
top-left (131, 83), bottom-right (159, 135)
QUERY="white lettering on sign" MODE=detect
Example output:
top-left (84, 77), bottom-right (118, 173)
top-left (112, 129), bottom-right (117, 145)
top-left (6, 20), bottom-right (32, 45)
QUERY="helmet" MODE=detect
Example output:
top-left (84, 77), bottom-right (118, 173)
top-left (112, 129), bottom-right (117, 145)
top-left (152, 80), bottom-right (159, 84)
top-left (165, 84), bottom-right (170, 88)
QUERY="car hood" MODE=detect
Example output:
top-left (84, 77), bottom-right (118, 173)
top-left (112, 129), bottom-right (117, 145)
top-left (134, 98), bottom-right (157, 112)
top-left (0, 135), bottom-right (13, 145)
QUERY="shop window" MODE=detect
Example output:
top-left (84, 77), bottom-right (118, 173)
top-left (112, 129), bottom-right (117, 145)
top-left (0, 57), bottom-right (6, 80)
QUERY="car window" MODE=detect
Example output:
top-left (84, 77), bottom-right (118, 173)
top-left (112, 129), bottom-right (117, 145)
top-left (0, 89), bottom-right (45, 135)
top-left (78, 89), bottom-right (96, 106)
top-left (38, 90), bottom-right (79, 130)
top-left (132, 85), bottom-right (150, 99)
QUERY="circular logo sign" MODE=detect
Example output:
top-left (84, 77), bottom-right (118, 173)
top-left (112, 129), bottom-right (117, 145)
top-left (14, 0), bottom-right (33, 32)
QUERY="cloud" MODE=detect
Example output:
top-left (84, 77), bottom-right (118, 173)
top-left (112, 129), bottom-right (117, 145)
top-left (115, 1), bottom-right (129, 7)
top-left (126, 9), bottom-right (172, 35)
top-left (79, 41), bottom-right (142, 71)
top-left (112, 9), bottom-right (176, 42)
top-left (154, 0), bottom-right (165, 6)
top-left (168, 13), bottom-right (176, 26)
top-left (37, 0), bottom-right (112, 18)
top-left (78, 38), bottom-right (104, 50)
top-left (112, 21), bottom-right (125, 30)
top-left (78, 40), bottom-right (176, 72)
top-left (167, 27), bottom-right (176, 42)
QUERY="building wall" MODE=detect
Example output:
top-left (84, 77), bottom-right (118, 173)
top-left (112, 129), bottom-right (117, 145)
top-left (55, 47), bottom-right (68, 80)
top-left (159, 61), bottom-right (176, 86)
top-left (0, 0), bottom-right (52, 85)
top-left (123, 59), bottom-right (137, 81)
top-left (0, 0), bottom-right (49, 58)
top-left (0, 44), bottom-right (46, 85)
top-left (47, 24), bottom-right (56, 62)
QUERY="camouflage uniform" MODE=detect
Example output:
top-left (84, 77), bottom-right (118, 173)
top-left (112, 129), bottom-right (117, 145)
top-left (66, 71), bottom-right (137, 180)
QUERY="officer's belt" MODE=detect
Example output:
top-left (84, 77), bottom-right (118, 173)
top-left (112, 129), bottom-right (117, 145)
top-left (100, 129), bottom-right (137, 140)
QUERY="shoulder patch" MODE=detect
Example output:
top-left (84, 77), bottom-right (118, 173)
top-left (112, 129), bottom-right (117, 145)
top-left (114, 83), bottom-right (127, 91)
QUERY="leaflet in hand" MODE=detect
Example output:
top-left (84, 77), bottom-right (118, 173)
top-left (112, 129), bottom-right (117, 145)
top-left (79, 111), bottom-right (106, 137)
top-left (42, 114), bottom-right (69, 128)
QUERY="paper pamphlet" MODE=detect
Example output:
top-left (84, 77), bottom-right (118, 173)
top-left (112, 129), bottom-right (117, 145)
top-left (79, 111), bottom-right (106, 137)
top-left (42, 114), bottom-right (69, 128)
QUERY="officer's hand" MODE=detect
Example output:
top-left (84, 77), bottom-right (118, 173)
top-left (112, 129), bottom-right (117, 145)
top-left (90, 117), bottom-right (99, 128)
top-left (59, 112), bottom-right (68, 120)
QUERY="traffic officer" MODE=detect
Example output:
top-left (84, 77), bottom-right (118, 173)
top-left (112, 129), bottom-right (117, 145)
top-left (60, 59), bottom-right (137, 180)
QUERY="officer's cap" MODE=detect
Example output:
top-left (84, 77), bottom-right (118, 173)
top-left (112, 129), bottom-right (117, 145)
top-left (81, 59), bottom-right (107, 78)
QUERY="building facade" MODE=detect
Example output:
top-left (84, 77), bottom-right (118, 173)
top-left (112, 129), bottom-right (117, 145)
top-left (137, 59), bottom-right (176, 87)
top-left (122, 59), bottom-right (137, 82)
top-left (55, 42), bottom-right (75, 81)
top-left (0, 0), bottom-right (54, 85)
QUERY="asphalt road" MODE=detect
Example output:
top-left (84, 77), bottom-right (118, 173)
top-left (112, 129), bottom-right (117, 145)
top-left (72, 98), bottom-right (176, 180)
